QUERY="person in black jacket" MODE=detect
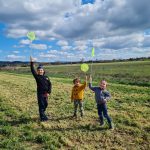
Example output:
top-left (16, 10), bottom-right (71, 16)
top-left (30, 56), bottom-right (52, 121)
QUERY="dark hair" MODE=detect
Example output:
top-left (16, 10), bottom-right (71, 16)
top-left (73, 78), bottom-right (80, 84)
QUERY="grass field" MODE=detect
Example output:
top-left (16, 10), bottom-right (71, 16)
top-left (2, 60), bottom-right (150, 86)
top-left (0, 61), bottom-right (150, 149)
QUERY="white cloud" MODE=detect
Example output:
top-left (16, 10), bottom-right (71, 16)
top-left (13, 51), bottom-right (19, 54)
top-left (20, 39), bottom-right (31, 45)
top-left (57, 40), bottom-right (69, 46)
top-left (30, 44), bottom-right (48, 50)
top-left (47, 50), bottom-right (69, 55)
top-left (0, 0), bottom-right (149, 41)
top-left (13, 45), bottom-right (25, 48)
top-left (6, 54), bottom-right (25, 60)
top-left (39, 54), bottom-right (57, 58)
top-left (73, 45), bottom-right (88, 51)
top-left (61, 46), bottom-right (72, 50)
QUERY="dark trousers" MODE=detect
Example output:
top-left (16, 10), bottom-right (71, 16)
top-left (97, 103), bottom-right (112, 124)
top-left (37, 93), bottom-right (48, 120)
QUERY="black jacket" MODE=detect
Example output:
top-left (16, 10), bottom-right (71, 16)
top-left (30, 62), bottom-right (52, 94)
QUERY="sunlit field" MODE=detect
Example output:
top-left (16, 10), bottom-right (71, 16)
top-left (0, 61), bottom-right (150, 149)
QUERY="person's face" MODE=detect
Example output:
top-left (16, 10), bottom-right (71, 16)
top-left (37, 69), bottom-right (44, 75)
top-left (75, 80), bottom-right (80, 86)
top-left (100, 81), bottom-right (107, 90)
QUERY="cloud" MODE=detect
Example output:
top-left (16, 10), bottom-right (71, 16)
top-left (73, 45), bottom-right (88, 51)
top-left (61, 46), bottom-right (72, 50)
top-left (13, 51), bottom-right (19, 54)
top-left (0, 0), bottom-right (76, 39)
top-left (92, 34), bottom-right (145, 50)
top-left (0, 0), bottom-right (150, 61)
top-left (30, 44), bottom-right (48, 50)
top-left (57, 40), bottom-right (69, 46)
top-left (13, 45), bottom-right (25, 48)
top-left (20, 39), bottom-right (31, 45)
top-left (6, 54), bottom-right (25, 60)
top-left (0, 0), bottom-right (149, 41)
top-left (39, 54), bottom-right (57, 58)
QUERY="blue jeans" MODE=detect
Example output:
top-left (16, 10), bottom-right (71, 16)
top-left (97, 103), bottom-right (112, 124)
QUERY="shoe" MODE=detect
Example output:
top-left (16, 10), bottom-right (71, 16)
top-left (100, 122), bottom-right (104, 126)
top-left (72, 114), bottom-right (77, 118)
top-left (45, 116), bottom-right (48, 120)
top-left (109, 123), bottom-right (114, 129)
top-left (40, 116), bottom-right (48, 122)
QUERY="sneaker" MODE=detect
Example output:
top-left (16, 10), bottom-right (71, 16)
top-left (100, 122), bottom-right (104, 126)
top-left (40, 116), bottom-right (48, 122)
top-left (72, 114), bottom-right (77, 118)
top-left (40, 119), bottom-right (48, 122)
top-left (109, 123), bottom-right (114, 130)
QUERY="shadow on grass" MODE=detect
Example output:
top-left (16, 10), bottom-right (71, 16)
top-left (41, 115), bottom-right (108, 132)
top-left (48, 115), bottom-right (73, 121)
top-left (2, 114), bottom-right (109, 132)
top-left (2, 117), bottom-right (38, 126)
top-left (41, 123), bottom-right (108, 132)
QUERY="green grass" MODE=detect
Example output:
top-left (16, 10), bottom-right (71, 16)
top-left (2, 60), bottom-right (150, 87)
top-left (0, 71), bottom-right (150, 150)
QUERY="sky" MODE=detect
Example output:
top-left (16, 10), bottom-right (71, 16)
top-left (0, 0), bottom-right (150, 62)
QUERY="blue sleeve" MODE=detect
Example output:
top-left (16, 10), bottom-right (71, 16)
top-left (89, 83), bottom-right (96, 92)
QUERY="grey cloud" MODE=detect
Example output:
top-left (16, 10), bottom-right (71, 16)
top-left (0, 0), bottom-right (150, 61)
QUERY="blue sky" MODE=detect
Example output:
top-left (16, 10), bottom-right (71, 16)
top-left (0, 0), bottom-right (150, 62)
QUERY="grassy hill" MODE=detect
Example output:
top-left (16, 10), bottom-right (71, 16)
top-left (0, 68), bottom-right (150, 149)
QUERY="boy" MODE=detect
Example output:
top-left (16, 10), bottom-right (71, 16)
top-left (30, 56), bottom-right (52, 122)
top-left (71, 76), bottom-right (87, 118)
top-left (89, 76), bottom-right (113, 129)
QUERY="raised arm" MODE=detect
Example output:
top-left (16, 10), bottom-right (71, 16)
top-left (30, 56), bottom-right (38, 79)
top-left (88, 75), bottom-right (96, 92)
top-left (79, 75), bottom-right (87, 90)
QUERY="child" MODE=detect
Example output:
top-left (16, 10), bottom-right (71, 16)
top-left (89, 76), bottom-right (113, 129)
top-left (71, 76), bottom-right (87, 118)
top-left (30, 56), bottom-right (52, 122)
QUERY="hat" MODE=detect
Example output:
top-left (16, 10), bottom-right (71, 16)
top-left (37, 64), bottom-right (44, 70)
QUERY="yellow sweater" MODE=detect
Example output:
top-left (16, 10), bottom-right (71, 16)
top-left (71, 82), bottom-right (87, 101)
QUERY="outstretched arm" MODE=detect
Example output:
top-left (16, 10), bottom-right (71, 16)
top-left (30, 56), bottom-right (37, 79)
top-left (80, 75), bottom-right (87, 90)
top-left (88, 75), bottom-right (96, 92)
